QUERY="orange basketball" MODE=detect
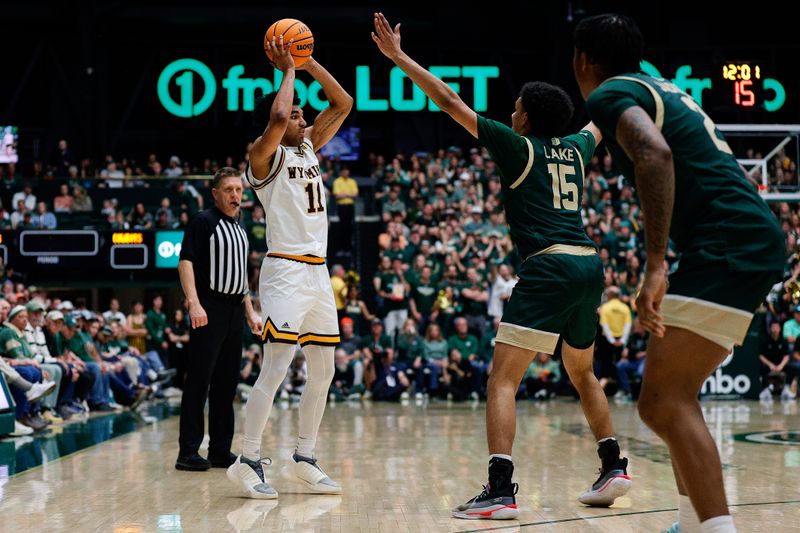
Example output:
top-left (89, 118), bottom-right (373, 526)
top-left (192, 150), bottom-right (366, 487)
top-left (264, 18), bottom-right (314, 67)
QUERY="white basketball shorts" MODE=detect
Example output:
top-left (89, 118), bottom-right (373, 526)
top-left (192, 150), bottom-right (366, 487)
top-left (259, 253), bottom-right (340, 347)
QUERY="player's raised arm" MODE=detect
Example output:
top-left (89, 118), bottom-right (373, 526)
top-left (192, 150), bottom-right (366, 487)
top-left (302, 58), bottom-right (354, 150)
top-left (582, 122), bottom-right (602, 145)
top-left (371, 12), bottom-right (477, 138)
top-left (249, 36), bottom-right (296, 180)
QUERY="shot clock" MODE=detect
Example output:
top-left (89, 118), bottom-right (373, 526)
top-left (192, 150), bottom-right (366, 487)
top-left (721, 62), bottom-right (761, 108)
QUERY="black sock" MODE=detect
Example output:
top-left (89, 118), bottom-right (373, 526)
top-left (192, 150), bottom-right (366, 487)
top-left (488, 456), bottom-right (514, 492)
top-left (598, 438), bottom-right (620, 470)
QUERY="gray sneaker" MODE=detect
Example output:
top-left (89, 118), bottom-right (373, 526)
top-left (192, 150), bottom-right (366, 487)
top-left (451, 483), bottom-right (519, 520)
top-left (578, 457), bottom-right (632, 506)
top-left (227, 455), bottom-right (279, 499)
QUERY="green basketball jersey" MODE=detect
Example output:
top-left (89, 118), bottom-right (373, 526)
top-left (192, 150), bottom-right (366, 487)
top-left (586, 73), bottom-right (784, 271)
top-left (477, 115), bottom-right (597, 259)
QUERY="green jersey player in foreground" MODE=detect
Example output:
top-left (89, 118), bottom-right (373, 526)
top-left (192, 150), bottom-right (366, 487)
top-left (574, 14), bottom-right (783, 533)
top-left (372, 12), bottom-right (632, 520)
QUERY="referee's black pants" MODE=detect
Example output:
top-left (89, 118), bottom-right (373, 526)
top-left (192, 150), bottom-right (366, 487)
top-left (178, 292), bottom-right (244, 458)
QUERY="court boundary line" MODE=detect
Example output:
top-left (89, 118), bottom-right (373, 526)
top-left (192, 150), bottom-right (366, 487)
top-left (453, 499), bottom-right (800, 532)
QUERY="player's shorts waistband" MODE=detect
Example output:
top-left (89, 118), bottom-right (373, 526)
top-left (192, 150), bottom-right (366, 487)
top-left (525, 245), bottom-right (597, 261)
top-left (266, 253), bottom-right (326, 265)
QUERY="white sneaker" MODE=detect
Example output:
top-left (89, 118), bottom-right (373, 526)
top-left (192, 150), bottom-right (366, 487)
top-left (781, 386), bottom-right (796, 401)
top-left (759, 387), bottom-right (774, 403)
top-left (146, 369), bottom-right (158, 382)
top-left (11, 420), bottom-right (34, 436)
top-left (226, 455), bottom-right (279, 499)
top-left (414, 392), bottom-right (424, 401)
top-left (25, 381), bottom-right (57, 402)
top-left (288, 453), bottom-right (342, 494)
top-left (329, 393), bottom-right (337, 402)
top-left (280, 390), bottom-right (290, 400)
top-left (400, 391), bottom-right (410, 400)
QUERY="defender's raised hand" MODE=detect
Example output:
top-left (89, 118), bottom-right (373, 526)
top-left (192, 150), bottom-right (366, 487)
top-left (371, 12), bottom-right (402, 60)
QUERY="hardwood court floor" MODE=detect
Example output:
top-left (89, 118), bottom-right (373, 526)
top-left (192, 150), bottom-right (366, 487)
top-left (2, 398), bottom-right (800, 532)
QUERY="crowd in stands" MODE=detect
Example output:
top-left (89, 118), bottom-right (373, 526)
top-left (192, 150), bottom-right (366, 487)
top-left (1, 133), bottom-right (799, 438)
top-left (0, 290), bottom-right (181, 436)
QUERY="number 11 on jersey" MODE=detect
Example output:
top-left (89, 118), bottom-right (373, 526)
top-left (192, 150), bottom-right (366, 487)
top-left (304, 182), bottom-right (325, 214)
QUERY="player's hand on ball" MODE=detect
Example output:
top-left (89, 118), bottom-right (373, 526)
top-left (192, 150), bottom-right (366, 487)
top-left (266, 35), bottom-right (295, 72)
top-left (371, 12), bottom-right (402, 60)
top-left (189, 302), bottom-right (208, 329)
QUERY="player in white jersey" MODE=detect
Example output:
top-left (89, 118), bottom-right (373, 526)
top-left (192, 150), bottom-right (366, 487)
top-left (227, 36), bottom-right (353, 499)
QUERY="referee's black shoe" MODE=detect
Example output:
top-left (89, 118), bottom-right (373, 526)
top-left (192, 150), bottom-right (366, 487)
top-left (175, 453), bottom-right (211, 471)
top-left (208, 451), bottom-right (237, 468)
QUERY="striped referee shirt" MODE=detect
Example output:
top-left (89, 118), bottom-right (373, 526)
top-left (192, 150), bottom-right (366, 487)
top-left (179, 206), bottom-right (249, 296)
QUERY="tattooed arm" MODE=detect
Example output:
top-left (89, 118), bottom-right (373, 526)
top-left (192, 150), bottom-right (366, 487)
top-left (616, 106), bottom-right (674, 268)
top-left (302, 58), bottom-right (353, 150)
top-left (616, 106), bottom-right (674, 337)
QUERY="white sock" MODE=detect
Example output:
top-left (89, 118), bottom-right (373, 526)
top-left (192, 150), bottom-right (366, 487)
top-left (489, 453), bottom-right (512, 462)
top-left (295, 345), bottom-right (335, 459)
top-left (700, 515), bottom-right (735, 533)
top-left (242, 342), bottom-right (295, 461)
top-left (597, 436), bottom-right (617, 444)
top-left (678, 495), bottom-right (702, 533)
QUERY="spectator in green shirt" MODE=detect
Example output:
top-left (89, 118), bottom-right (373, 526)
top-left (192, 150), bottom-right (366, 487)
top-left (524, 352), bottom-right (562, 400)
top-left (146, 294), bottom-right (168, 355)
top-left (783, 307), bottom-right (800, 353)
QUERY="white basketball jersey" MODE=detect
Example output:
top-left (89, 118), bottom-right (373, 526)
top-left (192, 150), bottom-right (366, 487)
top-left (247, 138), bottom-right (328, 257)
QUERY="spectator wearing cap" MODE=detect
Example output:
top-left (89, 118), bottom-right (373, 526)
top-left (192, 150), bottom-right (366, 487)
top-left (43, 310), bottom-right (96, 416)
top-left (23, 300), bottom-right (67, 420)
top-left (338, 317), bottom-right (361, 355)
top-left (362, 318), bottom-right (393, 357)
top-left (382, 185), bottom-right (407, 223)
top-left (1, 305), bottom-right (52, 430)
top-left (57, 314), bottom-right (114, 411)
top-left (464, 206), bottom-right (486, 236)
top-left (165, 155), bottom-right (184, 177)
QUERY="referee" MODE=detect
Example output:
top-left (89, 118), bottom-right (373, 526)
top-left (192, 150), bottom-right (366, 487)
top-left (175, 167), bottom-right (262, 471)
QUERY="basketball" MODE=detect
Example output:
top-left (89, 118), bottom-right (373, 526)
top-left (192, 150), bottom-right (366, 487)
top-left (264, 18), bottom-right (314, 67)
